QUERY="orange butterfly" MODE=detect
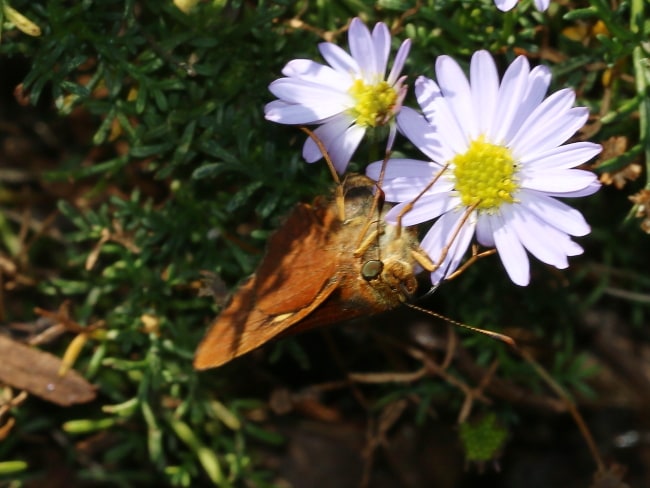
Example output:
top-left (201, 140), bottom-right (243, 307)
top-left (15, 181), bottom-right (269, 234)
top-left (194, 173), bottom-right (431, 369)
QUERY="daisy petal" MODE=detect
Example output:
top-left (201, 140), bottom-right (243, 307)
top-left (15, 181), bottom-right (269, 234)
top-left (518, 190), bottom-right (591, 236)
top-left (506, 205), bottom-right (569, 269)
top-left (491, 56), bottom-right (530, 143)
top-left (525, 65), bottom-right (552, 107)
top-left (520, 142), bottom-right (602, 170)
top-left (413, 75), bottom-right (442, 121)
top-left (494, 0), bottom-right (519, 11)
top-left (367, 158), bottom-right (442, 181)
top-left (397, 107), bottom-right (447, 162)
top-left (509, 89), bottom-right (577, 155)
top-left (319, 42), bottom-right (360, 75)
top-left (385, 124), bottom-right (398, 155)
top-left (520, 169), bottom-right (598, 193)
top-left (367, 158), bottom-right (452, 201)
top-left (349, 18), bottom-right (377, 80)
top-left (490, 213), bottom-right (530, 286)
top-left (528, 107), bottom-right (590, 155)
top-left (384, 192), bottom-right (460, 226)
top-left (269, 78), bottom-right (351, 106)
top-left (371, 21), bottom-right (390, 77)
top-left (476, 216), bottom-right (495, 247)
top-left (282, 59), bottom-right (352, 87)
top-left (327, 124), bottom-right (366, 173)
top-left (415, 76), bottom-right (469, 155)
top-left (534, 0), bottom-right (550, 10)
top-left (565, 240), bottom-right (584, 256)
top-left (507, 65), bottom-right (552, 138)
top-left (264, 100), bottom-right (342, 124)
top-left (470, 50), bottom-right (499, 136)
top-left (302, 114), bottom-right (355, 162)
top-left (387, 39), bottom-right (411, 85)
top-left (436, 55), bottom-right (477, 137)
top-left (381, 176), bottom-right (454, 203)
top-left (421, 210), bottom-right (476, 284)
top-left (543, 181), bottom-right (601, 198)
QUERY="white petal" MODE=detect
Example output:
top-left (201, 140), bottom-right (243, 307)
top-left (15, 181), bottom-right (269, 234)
top-left (490, 212), bottom-right (530, 286)
top-left (491, 56), bottom-right (530, 143)
top-left (525, 65), bottom-right (551, 107)
top-left (328, 124), bottom-right (366, 173)
top-left (302, 115), bottom-right (355, 162)
top-left (494, 0), bottom-right (518, 11)
top-left (518, 190), bottom-right (591, 236)
top-left (264, 100), bottom-right (341, 124)
top-left (436, 55), bottom-right (477, 138)
top-left (506, 204), bottom-right (569, 269)
top-left (367, 158), bottom-right (442, 181)
top-left (385, 123), bottom-right (398, 155)
top-left (526, 107), bottom-right (590, 157)
top-left (508, 89), bottom-right (576, 155)
top-left (387, 39), bottom-right (411, 85)
top-left (381, 176), bottom-right (454, 203)
top-left (421, 210), bottom-right (476, 284)
top-left (371, 21), bottom-right (390, 77)
top-left (534, 0), bottom-right (550, 10)
top-left (543, 180), bottom-right (601, 198)
top-left (476, 215), bottom-right (495, 247)
top-left (349, 18), bottom-right (378, 81)
top-left (415, 76), bottom-right (468, 156)
top-left (507, 65), bottom-right (552, 139)
top-left (269, 78), bottom-right (352, 107)
top-left (470, 50), bottom-right (499, 136)
top-left (282, 59), bottom-right (352, 87)
top-left (384, 192), bottom-right (460, 226)
top-left (414, 75), bottom-right (440, 121)
top-left (520, 169), bottom-right (598, 193)
top-left (319, 42), bottom-right (360, 75)
top-left (520, 142), bottom-right (602, 170)
top-left (396, 107), bottom-right (447, 162)
top-left (513, 204), bottom-right (585, 263)
top-left (367, 158), bottom-right (452, 202)
top-left (564, 240), bottom-right (584, 256)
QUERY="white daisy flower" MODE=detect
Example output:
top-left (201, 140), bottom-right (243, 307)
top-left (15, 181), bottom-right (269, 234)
top-left (264, 17), bottom-right (411, 174)
top-left (366, 50), bottom-right (601, 286)
top-left (495, 0), bottom-right (550, 11)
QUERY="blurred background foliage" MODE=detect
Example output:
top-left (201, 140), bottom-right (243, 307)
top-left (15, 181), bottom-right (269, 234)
top-left (0, 0), bottom-right (648, 486)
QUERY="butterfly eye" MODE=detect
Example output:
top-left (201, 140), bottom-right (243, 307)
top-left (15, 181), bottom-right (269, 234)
top-left (361, 259), bottom-right (383, 281)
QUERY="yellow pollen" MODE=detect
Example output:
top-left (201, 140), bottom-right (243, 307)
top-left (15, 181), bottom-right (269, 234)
top-left (452, 137), bottom-right (518, 210)
top-left (348, 79), bottom-right (398, 127)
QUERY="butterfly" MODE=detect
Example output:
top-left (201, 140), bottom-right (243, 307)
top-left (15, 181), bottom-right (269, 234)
top-left (194, 173), bottom-right (432, 369)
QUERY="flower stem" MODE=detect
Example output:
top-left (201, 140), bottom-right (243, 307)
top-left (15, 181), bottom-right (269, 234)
top-left (630, 0), bottom-right (650, 191)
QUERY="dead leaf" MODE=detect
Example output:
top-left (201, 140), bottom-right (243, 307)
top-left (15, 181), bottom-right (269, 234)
top-left (0, 335), bottom-right (96, 406)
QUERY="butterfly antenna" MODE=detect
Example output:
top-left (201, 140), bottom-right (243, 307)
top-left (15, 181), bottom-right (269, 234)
top-left (299, 126), bottom-right (345, 220)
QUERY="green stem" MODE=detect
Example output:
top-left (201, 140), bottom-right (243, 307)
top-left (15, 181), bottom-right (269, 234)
top-left (630, 0), bottom-right (650, 191)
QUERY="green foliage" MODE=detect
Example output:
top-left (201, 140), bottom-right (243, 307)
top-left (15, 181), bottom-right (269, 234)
top-left (0, 0), bottom-right (648, 486)
top-left (459, 413), bottom-right (508, 463)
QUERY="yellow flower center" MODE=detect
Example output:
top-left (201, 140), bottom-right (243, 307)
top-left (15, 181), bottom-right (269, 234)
top-left (348, 79), bottom-right (398, 127)
top-left (452, 137), bottom-right (519, 211)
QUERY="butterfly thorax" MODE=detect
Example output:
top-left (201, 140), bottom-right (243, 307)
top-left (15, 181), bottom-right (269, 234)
top-left (333, 175), bottom-right (421, 312)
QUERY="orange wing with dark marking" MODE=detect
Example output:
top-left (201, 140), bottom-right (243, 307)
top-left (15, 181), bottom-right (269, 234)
top-left (193, 202), bottom-right (340, 369)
